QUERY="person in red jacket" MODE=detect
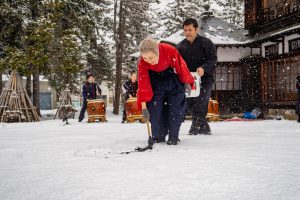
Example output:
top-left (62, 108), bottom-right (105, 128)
top-left (138, 37), bottom-right (194, 145)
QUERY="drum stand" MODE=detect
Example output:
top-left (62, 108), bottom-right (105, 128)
top-left (126, 116), bottom-right (146, 123)
top-left (88, 116), bottom-right (107, 123)
top-left (87, 99), bottom-right (107, 123)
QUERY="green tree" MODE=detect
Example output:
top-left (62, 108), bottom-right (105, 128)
top-left (48, 33), bottom-right (83, 98)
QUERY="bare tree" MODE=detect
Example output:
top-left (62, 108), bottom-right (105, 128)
top-left (113, 0), bottom-right (127, 114)
top-left (30, 0), bottom-right (41, 116)
top-left (0, 69), bottom-right (2, 94)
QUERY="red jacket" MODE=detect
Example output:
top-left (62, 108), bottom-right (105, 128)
top-left (137, 43), bottom-right (195, 106)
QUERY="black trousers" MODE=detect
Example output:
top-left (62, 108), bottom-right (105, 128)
top-left (122, 97), bottom-right (129, 121)
top-left (79, 100), bottom-right (87, 121)
top-left (147, 68), bottom-right (186, 141)
top-left (187, 80), bottom-right (214, 127)
top-left (296, 94), bottom-right (300, 114)
top-left (122, 107), bottom-right (127, 121)
top-left (297, 95), bottom-right (300, 122)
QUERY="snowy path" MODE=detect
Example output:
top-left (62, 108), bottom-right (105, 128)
top-left (0, 111), bottom-right (300, 200)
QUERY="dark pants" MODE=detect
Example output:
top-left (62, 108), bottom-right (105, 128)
top-left (296, 94), bottom-right (300, 114)
top-left (297, 94), bottom-right (300, 122)
top-left (186, 98), bottom-right (195, 117)
top-left (122, 107), bottom-right (127, 121)
top-left (188, 80), bottom-right (214, 127)
top-left (122, 97), bottom-right (128, 121)
top-left (147, 68), bottom-right (186, 141)
top-left (79, 100), bottom-right (87, 121)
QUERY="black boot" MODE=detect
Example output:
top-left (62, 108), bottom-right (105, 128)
top-left (153, 137), bottom-right (166, 143)
top-left (188, 116), bottom-right (200, 135)
top-left (298, 114), bottom-right (300, 123)
top-left (199, 125), bottom-right (212, 135)
top-left (167, 138), bottom-right (180, 145)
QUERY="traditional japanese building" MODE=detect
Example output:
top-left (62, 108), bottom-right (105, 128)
top-left (244, 0), bottom-right (300, 112)
top-left (161, 1), bottom-right (300, 114)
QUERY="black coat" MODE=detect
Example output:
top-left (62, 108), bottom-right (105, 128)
top-left (123, 80), bottom-right (138, 99)
top-left (177, 34), bottom-right (217, 82)
top-left (82, 82), bottom-right (101, 101)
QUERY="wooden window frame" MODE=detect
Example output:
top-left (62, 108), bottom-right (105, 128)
top-left (265, 44), bottom-right (279, 56)
top-left (213, 63), bottom-right (242, 91)
top-left (261, 55), bottom-right (300, 103)
top-left (289, 37), bottom-right (300, 52)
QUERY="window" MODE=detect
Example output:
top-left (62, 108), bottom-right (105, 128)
top-left (214, 63), bottom-right (242, 91)
top-left (265, 44), bottom-right (279, 56)
top-left (261, 55), bottom-right (300, 102)
top-left (289, 38), bottom-right (300, 52)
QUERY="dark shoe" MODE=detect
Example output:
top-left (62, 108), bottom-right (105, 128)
top-left (121, 120), bottom-right (125, 124)
top-left (153, 137), bottom-right (166, 143)
top-left (199, 125), bottom-right (212, 135)
top-left (188, 116), bottom-right (200, 135)
top-left (78, 119), bottom-right (83, 122)
top-left (188, 126), bottom-right (199, 135)
top-left (167, 138), bottom-right (180, 145)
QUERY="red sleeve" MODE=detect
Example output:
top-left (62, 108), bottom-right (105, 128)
top-left (166, 44), bottom-right (195, 88)
top-left (137, 60), bottom-right (153, 108)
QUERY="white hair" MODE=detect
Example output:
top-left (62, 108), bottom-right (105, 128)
top-left (139, 37), bottom-right (159, 55)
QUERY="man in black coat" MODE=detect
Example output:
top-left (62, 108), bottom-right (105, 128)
top-left (78, 73), bottom-right (102, 122)
top-left (121, 71), bottom-right (138, 123)
top-left (177, 18), bottom-right (217, 135)
top-left (296, 76), bottom-right (300, 123)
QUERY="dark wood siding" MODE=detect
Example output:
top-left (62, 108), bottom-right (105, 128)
top-left (261, 54), bottom-right (300, 107)
top-left (245, 0), bottom-right (300, 34)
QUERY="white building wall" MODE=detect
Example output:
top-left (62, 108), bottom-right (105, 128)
top-left (278, 42), bottom-right (283, 54)
top-left (99, 83), bottom-right (113, 106)
top-left (217, 47), bottom-right (253, 62)
top-left (252, 48), bottom-right (260, 55)
top-left (261, 33), bottom-right (300, 57)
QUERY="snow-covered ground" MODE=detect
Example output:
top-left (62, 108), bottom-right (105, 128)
top-left (0, 109), bottom-right (300, 200)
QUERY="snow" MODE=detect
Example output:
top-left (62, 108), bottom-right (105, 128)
top-left (160, 13), bottom-right (251, 46)
top-left (270, 24), bottom-right (300, 36)
top-left (161, 30), bottom-right (252, 46)
top-left (209, 25), bottom-right (217, 32)
top-left (204, 32), bottom-right (252, 45)
top-left (210, 1), bottom-right (223, 13)
top-left (254, 24), bottom-right (300, 42)
top-left (161, 30), bottom-right (185, 45)
top-left (130, 51), bottom-right (141, 58)
top-left (150, 0), bottom-right (173, 12)
top-left (2, 74), bottom-right (49, 82)
top-left (1, 108), bottom-right (300, 200)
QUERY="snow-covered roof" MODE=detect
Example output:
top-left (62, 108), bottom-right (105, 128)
top-left (162, 12), bottom-right (251, 46)
top-left (252, 24), bottom-right (300, 43)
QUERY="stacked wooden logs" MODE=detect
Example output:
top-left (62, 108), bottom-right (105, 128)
top-left (0, 71), bottom-right (40, 123)
top-left (54, 84), bottom-right (76, 120)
